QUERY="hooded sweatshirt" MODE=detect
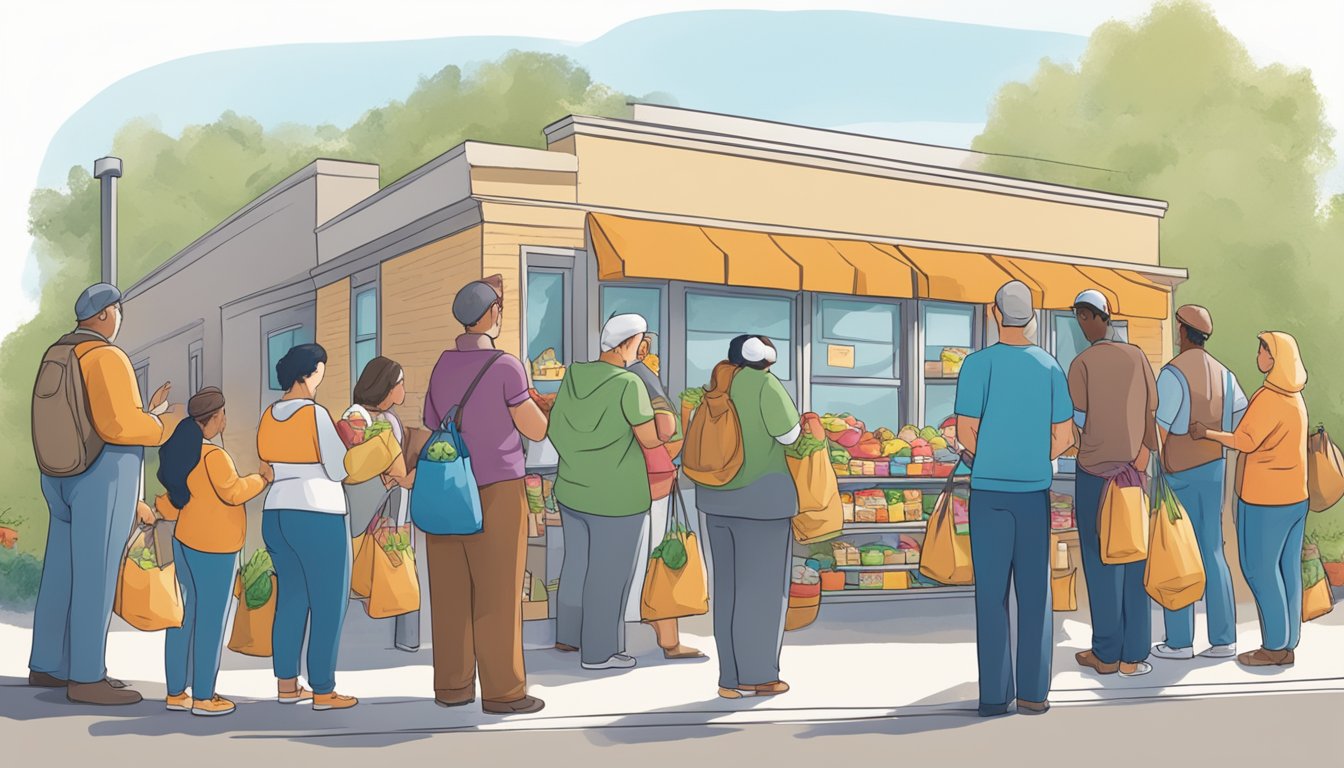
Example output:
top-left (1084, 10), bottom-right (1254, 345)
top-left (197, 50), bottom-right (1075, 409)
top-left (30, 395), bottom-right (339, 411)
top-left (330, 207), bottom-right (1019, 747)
top-left (547, 361), bottom-right (655, 517)
top-left (1233, 332), bottom-right (1308, 506)
top-left (257, 398), bottom-right (349, 514)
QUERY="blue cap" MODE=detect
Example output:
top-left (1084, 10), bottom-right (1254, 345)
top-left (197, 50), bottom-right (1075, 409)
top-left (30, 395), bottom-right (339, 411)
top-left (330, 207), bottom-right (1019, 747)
top-left (452, 280), bottom-right (500, 327)
top-left (74, 283), bottom-right (121, 322)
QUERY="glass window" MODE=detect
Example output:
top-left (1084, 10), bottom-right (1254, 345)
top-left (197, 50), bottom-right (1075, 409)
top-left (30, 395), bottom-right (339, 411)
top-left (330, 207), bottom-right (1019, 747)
top-left (924, 381), bottom-right (958, 428)
top-left (266, 326), bottom-right (313, 391)
top-left (134, 364), bottom-right (149, 405)
top-left (685, 292), bottom-right (792, 388)
top-left (813, 297), bottom-right (899, 379)
top-left (811, 383), bottom-right (902, 435)
top-left (601, 285), bottom-right (662, 355)
top-left (1052, 313), bottom-right (1086, 374)
top-left (353, 287), bottom-right (378, 381)
top-left (188, 347), bottom-right (202, 397)
top-left (527, 270), bottom-right (567, 393)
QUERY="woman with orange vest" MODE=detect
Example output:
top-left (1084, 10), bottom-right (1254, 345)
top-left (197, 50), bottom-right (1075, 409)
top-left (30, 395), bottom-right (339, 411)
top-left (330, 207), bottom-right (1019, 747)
top-left (257, 344), bottom-right (403, 711)
top-left (156, 387), bottom-right (271, 716)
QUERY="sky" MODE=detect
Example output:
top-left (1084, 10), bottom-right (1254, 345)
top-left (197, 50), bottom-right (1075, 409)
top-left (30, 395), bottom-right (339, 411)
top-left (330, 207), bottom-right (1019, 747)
top-left (2, 0), bottom-right (1340, 341)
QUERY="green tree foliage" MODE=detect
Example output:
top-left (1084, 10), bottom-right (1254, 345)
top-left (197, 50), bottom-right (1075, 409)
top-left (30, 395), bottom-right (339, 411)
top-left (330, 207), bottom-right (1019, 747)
top-left (972, 0), bottom-right (1343, 538)
top-left (0, 51), bottom-right (659, 557)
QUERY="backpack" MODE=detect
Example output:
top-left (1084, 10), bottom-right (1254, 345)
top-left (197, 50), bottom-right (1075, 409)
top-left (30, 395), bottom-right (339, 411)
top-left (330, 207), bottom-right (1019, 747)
top-left (31, 332), bottom-right (106, 477)
top-left (681, 361), bottom-right (745, 487)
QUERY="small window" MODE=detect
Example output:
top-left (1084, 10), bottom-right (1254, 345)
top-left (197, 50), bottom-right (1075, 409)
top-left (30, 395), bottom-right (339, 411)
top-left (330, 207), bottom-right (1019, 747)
top-left (133, 363), bottom-right (150, 406)
top-left (187, 342), bottom-right (203, 396)
top-left (353, 287), bottom-right (378, 382)
top-left (267, 326), bottom-right (313, 391)
top-left (1052, 313), bottom-right (1087, 374)
top-left (601, 285), bottom-right (662, 356)
top-left (685, 292), bottom-right (793, 387)
top-left (922, 303), bottom-right (975, 427)
top-left (527, 270), bottom-right (568, 393)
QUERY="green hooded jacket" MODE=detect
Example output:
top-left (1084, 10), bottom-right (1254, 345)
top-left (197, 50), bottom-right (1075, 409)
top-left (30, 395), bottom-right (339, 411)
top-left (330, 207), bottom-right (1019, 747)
top-left (548, 361), bottom-right (655, 516)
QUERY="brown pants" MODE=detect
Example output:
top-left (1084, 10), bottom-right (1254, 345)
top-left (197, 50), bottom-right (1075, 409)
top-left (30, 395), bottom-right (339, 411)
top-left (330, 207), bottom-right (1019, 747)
top-left (425, 478), bottom-right (528, 704)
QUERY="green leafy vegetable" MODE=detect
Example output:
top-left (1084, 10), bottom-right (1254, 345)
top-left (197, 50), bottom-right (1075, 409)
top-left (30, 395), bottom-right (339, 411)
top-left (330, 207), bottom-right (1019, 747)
top-left (784, 432), bottom-right (827, 459)
top-left (240, 550), bottom-right (275, 609)
top-left (679, 387), bottom-right (705, 409)
top-left (426, 440), bottom-right (459, 463)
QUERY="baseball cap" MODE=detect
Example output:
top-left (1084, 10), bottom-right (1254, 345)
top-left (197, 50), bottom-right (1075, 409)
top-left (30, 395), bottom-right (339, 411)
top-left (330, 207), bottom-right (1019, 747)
top-left (1176, 305), bottom-right (1213, 336)
top-left (74, 283), bottom-right (122, 322)
top-left (994, 280), bottom-right (1035, 327)
top-left (1073, 289), bottom-right (1111, 318)
top-left (452, 281), bottom-right (501, 327)
top-left (601, 314), bottom-right (648, 352)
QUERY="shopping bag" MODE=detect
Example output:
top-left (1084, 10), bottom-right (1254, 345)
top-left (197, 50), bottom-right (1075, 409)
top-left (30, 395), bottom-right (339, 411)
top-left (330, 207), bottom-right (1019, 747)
top-left (1302, 547), bottom-right (1334, 622)
top-left (228, 572), bottom-right (276, 657)
top-left (640, 487), bottom-right (709, 622)
top-left (350, 489), bottom-right (397, 599)
top-left (366, 511), bottom-right (420, 619)
top-left (344, 430), bottom-right (404, 485)
top-left (1100, 465), bottom-right (1149, 564)
top-left (113, 526), bottom-right (184, 631)
top-left (919, 475), bottom-right (973, 585)
top-left (1051, 568), bottom-right (1078, 612)
top-left (1307, 425), bottom-right (1344, 512)
top-left (785, 592), bottom-right (821, 631)
top-left (410, 409), bottom-right (484, 536)
top-left (1144, 455), bottom-right (1206, 611)
top-left (787, 449), bottom-right (843, 544)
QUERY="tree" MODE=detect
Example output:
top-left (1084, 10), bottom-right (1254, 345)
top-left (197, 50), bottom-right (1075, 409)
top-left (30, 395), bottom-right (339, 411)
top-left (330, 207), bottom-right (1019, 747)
top-left (0, 51), bottom-right (664, 557)
top-left (972, 0), bottom-right (1341, 529)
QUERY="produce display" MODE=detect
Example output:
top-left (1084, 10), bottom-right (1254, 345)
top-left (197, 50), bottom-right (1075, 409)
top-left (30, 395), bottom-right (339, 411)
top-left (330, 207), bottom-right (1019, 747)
top-left (239, 549), bottom-right (274, 610)
top-left (425, 440), bottom-right (459, 463)
top-left (825, 414), bottom-right (959, 477)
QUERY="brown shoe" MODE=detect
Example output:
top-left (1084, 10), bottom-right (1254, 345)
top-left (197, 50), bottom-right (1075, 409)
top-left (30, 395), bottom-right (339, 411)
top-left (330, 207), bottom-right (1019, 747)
top-left (29, 671), bottom-right (65, 688)
top-left (313, 692), bottom-right (358, 711)
top-left (67, 680), bottom-right (142, 706)
top-left (1237, 648), bottom-right (1294, 667)
top-left (723, 681), bottom-right (790, 698)
top-left (1016, 698), bottom-right (1050, 715)
top-left (482, 695), bottom-right (545, 715)
top-left (435, 696), bottom-right (476, 708)
top-left (662, 645), bottom-right (707, 660)
top-left (554, 643), bottom-right (578, 653)
top-left (1075, 650), bottom-right (1119, 675)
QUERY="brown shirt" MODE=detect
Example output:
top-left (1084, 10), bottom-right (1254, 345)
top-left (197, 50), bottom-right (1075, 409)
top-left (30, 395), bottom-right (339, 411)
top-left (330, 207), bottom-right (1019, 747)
top-left (1069, 340), bottom-right (1158, 476)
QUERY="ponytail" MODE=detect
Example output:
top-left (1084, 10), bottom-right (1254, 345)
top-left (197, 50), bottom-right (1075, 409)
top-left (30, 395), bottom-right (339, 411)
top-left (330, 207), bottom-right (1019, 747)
top-left (157, 417), bottom-right (205, 510)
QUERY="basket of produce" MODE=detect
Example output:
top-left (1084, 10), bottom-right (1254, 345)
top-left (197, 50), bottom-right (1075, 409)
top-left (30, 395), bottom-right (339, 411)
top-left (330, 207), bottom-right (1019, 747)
top-left (786, 563), bottom-right (822, 630)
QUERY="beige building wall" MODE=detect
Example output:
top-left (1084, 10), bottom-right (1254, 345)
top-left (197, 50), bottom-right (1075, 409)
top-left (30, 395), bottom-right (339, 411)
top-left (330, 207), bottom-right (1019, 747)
top-left (315, 279), bottom-right (351, 416)
top-left (479, 202), bottom-right (586, 357)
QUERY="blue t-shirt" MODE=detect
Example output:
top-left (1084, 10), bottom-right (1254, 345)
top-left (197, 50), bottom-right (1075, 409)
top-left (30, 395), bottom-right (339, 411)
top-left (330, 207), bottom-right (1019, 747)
top-left (954, 343), bottom-right (1072, 493)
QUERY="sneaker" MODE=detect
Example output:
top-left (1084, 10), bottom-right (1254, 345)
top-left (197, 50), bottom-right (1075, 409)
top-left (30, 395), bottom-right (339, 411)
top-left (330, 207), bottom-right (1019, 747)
top-left (192, 695), bottom-right (236, 717)
top-left (165, 692), bottom-right (194, 712)
top-left (1151, 643), bottom-right (1195, 660)
top-left (582, 654), bottom-right (637, 670)
top-left (1118, 661), bottom-right (1153, 677)
top-left (313, 692), bottom-right (358, 711)
top-left (1199, 644), bottom-right (1237, 659)
top-left (277, 686), bottom-right (314, 705)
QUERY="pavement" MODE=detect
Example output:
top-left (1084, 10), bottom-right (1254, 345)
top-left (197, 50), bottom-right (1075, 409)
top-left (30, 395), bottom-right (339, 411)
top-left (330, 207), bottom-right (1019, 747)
top-left (3, 584), bottom-right (1343, 761)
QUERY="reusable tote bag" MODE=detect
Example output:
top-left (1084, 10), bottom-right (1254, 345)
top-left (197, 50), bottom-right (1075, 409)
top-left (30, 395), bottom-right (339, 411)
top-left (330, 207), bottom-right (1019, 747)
top-left (787, 443), bottom-right (843, 544)
top-left (1303, 545), bottom-right (1334, 622)
top-left (350, 489), bottom-right (398, 599)
top-left (640, 486), bottom-right (709, 622)
top-left (1144, 442), bottom-right (1206, 611)
top-left (1100, 464), bottom-right (1149, 565)
top-left (229, 572), bottom-right (276, 657)
top-left (920, 474), bottom-right (973, 586)
top-left (1307, 425), bottom-right (1344, 512)
top-left (113, 526), bottom-right (184, 632)
top-left (366, 503), bottom-right (420, 619)
top-left (410, 352), bottom-right (502, 536)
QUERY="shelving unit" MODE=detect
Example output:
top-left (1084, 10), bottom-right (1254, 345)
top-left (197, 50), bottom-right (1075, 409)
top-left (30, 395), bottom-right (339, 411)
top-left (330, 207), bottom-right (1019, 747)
top-left (835, 563), bottom-right (920, 572)
top-left (821, 586), bottom-right (975, 603)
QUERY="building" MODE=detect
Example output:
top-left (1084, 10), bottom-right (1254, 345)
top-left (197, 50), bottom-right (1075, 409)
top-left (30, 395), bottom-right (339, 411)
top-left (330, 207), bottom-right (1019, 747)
top-left (118, 104), bottom-right (1183, 614)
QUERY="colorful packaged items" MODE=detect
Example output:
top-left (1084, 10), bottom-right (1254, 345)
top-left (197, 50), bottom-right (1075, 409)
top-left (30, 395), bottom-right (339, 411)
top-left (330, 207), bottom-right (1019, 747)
top-left (841, 492), bottom-right (855, 523)
top-left (832, 541), bottom-right (860, 566)
top-left (858, 572), bottom-right (885, 590)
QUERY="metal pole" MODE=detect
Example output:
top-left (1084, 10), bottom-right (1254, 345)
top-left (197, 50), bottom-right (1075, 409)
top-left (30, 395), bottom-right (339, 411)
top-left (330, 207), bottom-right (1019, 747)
top-left (93, 156), bottom-right (122, 286)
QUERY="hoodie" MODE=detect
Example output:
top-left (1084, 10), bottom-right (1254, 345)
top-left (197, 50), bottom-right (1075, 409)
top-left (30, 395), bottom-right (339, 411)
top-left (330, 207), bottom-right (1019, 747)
top-left (257, 398), bottom-right (349, 514)
top-left (547, 361), bottom-right (655, 517)
top-left (1233, 332), bottom-right (1308, 505)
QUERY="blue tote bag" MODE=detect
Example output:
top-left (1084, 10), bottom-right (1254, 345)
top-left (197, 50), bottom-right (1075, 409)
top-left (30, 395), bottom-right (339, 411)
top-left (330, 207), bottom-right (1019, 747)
top-left (409, 352), bottom-right (502, 536)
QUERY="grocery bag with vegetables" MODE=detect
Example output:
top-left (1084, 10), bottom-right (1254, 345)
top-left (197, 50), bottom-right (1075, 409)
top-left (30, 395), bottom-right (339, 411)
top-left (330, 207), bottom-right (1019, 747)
top-left (410, 352), bottom-right (500, 536)
top-left (1143, 447), bottom-right (1206, 611)
top-left (787, 412), bottom-right (843, 543)
top-left (640, 487), bottom-right (708, 622)
top-left (229, 549), bottom-right (277, 657)
top-left (113, 526), bottom-right (185, 631)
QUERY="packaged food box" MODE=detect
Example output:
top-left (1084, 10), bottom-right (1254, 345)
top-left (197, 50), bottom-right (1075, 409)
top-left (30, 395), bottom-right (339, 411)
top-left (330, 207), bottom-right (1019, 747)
top-left (932, 462), bottom-right (955, 478)
top-left (859, 572), bottom-right (885, 590)
top-left (905, 549), bottom-right (921, 564)
top-left (924, 361), bottom-right (943, 378)
top-left (841, 492), bottom-right (855, 522)
top-left (902, 489), bottom-right (923, 504)
top-left (884, 489), bottom-right (903, 507)
top-left (888, 460), bottom-right (908, 477)
top-left (820, 570), bottom-right (846, 591)
top-left (860, 549), bottom-right (885, 567)
top-left (875, 505), bottom-right (890, 524)
top-left (832, 541), bottom-right (860, 566)
top-left (834, 462), bottom-right (850, 476)
top-left (855, 506), bottom-right (878, 523)
top-left (863, 460), bottom-right (878, 476)
top-left (883, 571), bottom-right (910, 590)
top-left (874, 462), bottom-right (890, 477)
top-left (883, 549), bottom-right (908, 565)
top-left (904, 501), bottom-right (924, 521)
top-left (907, 463), bottom-right (928, 477)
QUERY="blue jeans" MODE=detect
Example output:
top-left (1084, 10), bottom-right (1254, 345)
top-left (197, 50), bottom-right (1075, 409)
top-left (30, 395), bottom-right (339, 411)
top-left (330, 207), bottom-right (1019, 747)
top-left (263, 510), bottom-right (351, 694)
top-left (165, 540), bottom-right (236, 699)
top-left (968, 489), bottom-right (1052, 712)
top-left (30, 445), bottom-right (143, 683)
top-left (1237, 499), bottom-right (1308, 652)
top-left (1162, 460), bottom-right (1237, 649)
top-left (1075, 469), bottom-right (1151, 664)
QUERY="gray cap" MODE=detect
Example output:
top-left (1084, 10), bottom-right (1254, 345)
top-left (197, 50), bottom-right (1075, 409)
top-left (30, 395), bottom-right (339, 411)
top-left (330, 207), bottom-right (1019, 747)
top-left (994, 280), bottom-right (1034, 327)
top-left (74, 283), bottom-right (122, 322)
top-left (452, 280), bottom-right (501, 327)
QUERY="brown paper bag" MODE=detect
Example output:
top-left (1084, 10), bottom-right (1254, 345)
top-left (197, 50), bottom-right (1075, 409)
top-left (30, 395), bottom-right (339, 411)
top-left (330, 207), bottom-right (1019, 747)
top-left (1307, 426), bottom-right (1344, 511)
top-left (1052, 568), bottom-right (1078, 612)
top-left (787, 450), bottom-right (843, 544)
top-left (1101, 478), bottom-right (1149, 565)
top-left (919, 477), bottom-right (973, 585)
top-left (113, 528), bottom-right (184, 632)
top-left (228, 573), bottom-right (276, 657)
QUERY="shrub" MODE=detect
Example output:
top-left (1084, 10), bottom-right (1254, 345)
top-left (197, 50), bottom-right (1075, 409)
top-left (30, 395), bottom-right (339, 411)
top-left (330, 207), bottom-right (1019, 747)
top-left (0, 549), bottom-right (43, 611)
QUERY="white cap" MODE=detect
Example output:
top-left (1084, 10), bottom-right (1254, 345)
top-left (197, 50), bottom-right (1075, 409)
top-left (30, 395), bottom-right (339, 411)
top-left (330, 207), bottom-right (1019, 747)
top-left (600, 313), bottom-right (648, 352)
top-left (742, 336), bottom-right (777, 364)
top-left (1073, 289), bottom-right (1110, 317)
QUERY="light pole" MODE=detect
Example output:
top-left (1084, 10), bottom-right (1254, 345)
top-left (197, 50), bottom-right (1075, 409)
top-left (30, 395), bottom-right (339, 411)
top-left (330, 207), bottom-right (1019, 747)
top-left (93, 156), bottom-right (122, 286)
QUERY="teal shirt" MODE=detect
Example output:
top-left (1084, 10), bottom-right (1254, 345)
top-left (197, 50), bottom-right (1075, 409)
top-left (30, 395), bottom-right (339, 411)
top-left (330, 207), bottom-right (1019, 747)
top-left (548, 361), bottom-right (655, 516)
top-left (717, 367), bottom-right (801, 491)
top-left (954, 343), bottom-right (1072, 493)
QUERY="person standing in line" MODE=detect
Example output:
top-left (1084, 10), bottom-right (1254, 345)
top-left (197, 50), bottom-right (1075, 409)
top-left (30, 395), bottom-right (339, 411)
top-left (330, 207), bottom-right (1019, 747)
top-left (955, 281), bottom-right (1075, 717)
top-left (549, 313), bottom-right (666, 672)
top-left (28, 283), bottom-right (182, 705)
top-left (692, 335), bottom-right (800, 700)
top-left (422, 278), bottom-right (549, 714)
top-left (1191, 332), bottom-right (1309, 668)
top-left (159, 387), bottom-right (271, 716)
top-left (1150, 306), bottom-right (1248, 662)
top-left (622, 331), bottom-right (706, 660)
top-left (1069, 289), bottom-right (1159, 679)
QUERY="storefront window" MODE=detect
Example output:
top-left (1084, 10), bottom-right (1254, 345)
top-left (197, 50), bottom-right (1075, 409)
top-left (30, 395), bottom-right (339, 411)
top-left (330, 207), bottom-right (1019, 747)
top-left (266, 325), bottom-right (313, 391)
top-left (685, 292), bottom-right (792, 388)
top-left (922, 303), bottom-right (975, 428)
top-left (353, 286), bottom-right (378, 381)
top-left (601, 285), bottom-right (662, 355)
top-left (809, 297), bottom-right (902, 429)
top-left (1051, 312), bottom-right (1129, 373)
top-left (527, 270), bottom-right (567, 393)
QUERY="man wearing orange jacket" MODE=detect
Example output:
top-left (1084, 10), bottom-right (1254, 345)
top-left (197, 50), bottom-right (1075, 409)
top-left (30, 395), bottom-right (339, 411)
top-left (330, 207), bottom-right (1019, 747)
top-left (28, 284), bottom-right (182, 705)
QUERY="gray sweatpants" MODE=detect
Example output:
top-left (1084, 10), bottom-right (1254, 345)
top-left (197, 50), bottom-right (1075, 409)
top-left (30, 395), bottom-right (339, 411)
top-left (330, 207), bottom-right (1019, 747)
top-left (555, 506), bottom-right (647, 666)
top-left (703, 514), bottom-right (792, 689)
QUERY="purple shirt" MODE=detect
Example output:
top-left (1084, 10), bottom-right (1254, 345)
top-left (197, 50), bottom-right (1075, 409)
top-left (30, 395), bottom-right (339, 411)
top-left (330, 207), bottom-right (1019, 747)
top-left (424, 334), bottom-right (531, 487)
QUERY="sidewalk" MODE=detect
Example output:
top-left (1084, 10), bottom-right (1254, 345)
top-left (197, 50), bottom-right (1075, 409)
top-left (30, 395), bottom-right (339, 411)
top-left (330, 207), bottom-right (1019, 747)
top-left (3, 588), bottom-right (1342, 740)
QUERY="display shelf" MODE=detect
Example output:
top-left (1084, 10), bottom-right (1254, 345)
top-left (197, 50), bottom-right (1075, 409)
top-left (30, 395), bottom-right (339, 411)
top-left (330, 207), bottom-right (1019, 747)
top-left (837, 473), bottom-right (1077, 486)
top-left (821, 585), bottom-right (975, 602)
top-left (841, 521), bottom-right (928, 533)
top-left (835, 563), bottom-right (920, 572)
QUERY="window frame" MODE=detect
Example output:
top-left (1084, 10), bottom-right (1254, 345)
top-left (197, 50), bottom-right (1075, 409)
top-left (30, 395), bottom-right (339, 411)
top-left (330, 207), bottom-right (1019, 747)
top-left (265, 325), bottom-right (303, 392)
top-left (351, 273), bottom-right (380, 385)
top-left (914, 299), bottom-right (984, 429)
top-left (807, 292), bottom-right (906, 428)
top-left (682, 284), bottom-right (799, 399)
top-left (187, 340), bottom-right (203, 397)
top-left (600, 281), bottom-right (669, 385)
top-left (523, 266), bottom-right (573, 393)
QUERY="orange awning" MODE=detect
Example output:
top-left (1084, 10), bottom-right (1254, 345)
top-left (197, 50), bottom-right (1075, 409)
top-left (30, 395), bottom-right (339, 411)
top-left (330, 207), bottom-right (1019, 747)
top-left (1075, 266), bottom-right (1171, 319)
top-left (770, 235), bottom-right (857, 295)
top-left (829, 239), bottom-right (918, 299)
top-left (992, 256), bottom-right (1117, 313)
top-left (588, 213), bottom-right (725, 284)
top-left (700, 227), bottom-right (801, 291)
top-left (894, 246), bottom-right (1015, 304)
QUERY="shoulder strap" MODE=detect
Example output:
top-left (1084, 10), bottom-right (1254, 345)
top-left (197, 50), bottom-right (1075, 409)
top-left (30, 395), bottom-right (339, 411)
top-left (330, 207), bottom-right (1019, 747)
top-left (1222, 369), bottom-right (1236, 432)
top-left (452, 351), bottom-right (506, 432)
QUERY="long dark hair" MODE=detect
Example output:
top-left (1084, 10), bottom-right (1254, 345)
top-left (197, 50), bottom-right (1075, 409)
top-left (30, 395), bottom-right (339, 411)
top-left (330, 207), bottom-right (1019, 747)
top-left (156, 387), bottom-right (225, 510)
top-left (353, 356), bottom-right (403, 411)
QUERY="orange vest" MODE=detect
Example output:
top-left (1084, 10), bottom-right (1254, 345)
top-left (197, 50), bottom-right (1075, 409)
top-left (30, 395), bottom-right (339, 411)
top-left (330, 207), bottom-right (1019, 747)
top-left (257, 403), bottom-right (322, 464)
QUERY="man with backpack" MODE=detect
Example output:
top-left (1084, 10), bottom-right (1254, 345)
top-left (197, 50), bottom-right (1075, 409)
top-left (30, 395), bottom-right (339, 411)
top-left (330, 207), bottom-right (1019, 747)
top-left (29, 283), bottom-right (182, 705)
top-left (422, 277), bottom-right (548, 715)
top-left (1150, 305), bottom-right (1247, 661)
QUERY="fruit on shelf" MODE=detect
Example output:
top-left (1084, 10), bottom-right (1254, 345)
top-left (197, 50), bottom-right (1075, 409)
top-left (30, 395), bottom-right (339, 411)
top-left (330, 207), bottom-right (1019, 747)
top-left (897, 425), bottom-right (920, 443)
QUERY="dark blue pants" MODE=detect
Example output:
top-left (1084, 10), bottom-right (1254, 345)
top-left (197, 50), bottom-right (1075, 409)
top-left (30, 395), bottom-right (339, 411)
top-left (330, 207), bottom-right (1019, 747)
top-left (263, 510), bottom-right (351, 694)
top-left (1075, 470), bottom-right (1151, 664)
top-left (968, 489), bottom-right (1052, 712)
top-left (164, 540), bottom-right (236, 699)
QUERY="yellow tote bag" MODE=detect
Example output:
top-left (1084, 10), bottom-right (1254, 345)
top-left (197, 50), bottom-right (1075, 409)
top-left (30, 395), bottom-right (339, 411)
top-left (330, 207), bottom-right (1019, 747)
top-left (640, 488), bottom-right (709, 622)
top-left (113, 527), bottom-right (184, 632)
top-left (344, 430), bottom-right (404, 485)
top-left (350, 490), bottom-right (396, 599)
top-left (367, 524), bottom-right (420, 619)
top-left (787, 450), bottom-right (843, 544)
top-left (919, 476), bottom-right (973, 586)
top-left (1303, 578), bottom-right (1334, 621)
top-left (228, 573), bottom-right (276, 657)
top-left (1100, 468), bottom-right (1149, 565)
top-left (1144, 464), bottom-right (1206, 611)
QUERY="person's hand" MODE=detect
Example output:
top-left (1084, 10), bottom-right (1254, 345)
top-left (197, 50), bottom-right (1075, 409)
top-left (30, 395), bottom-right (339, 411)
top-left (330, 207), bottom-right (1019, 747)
top-left (258, 460), bottom-right (275, 484)
top-left (1189, 422), bottom-right (1208, 440)
top-left (381, 473), bottom-right (397, 490)
top-left (149, 381), bottom-right (172, 410)
top-left (399, 469), bottom-right (416, 489)
top-left (135, 500), bottom-right (157, 527)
